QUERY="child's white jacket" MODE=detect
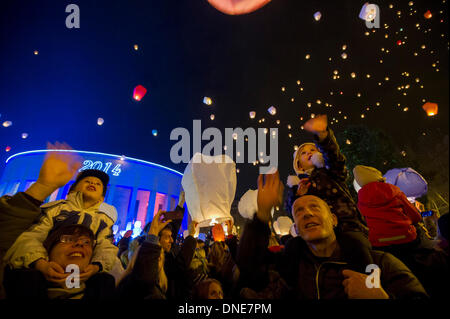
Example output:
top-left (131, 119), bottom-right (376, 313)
top-left (4, 191), bottom-right (118, 272)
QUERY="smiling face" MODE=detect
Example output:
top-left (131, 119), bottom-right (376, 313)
top-left (296, 144), bottom-right (321, 171)
top-left (49, 234), bottom-right (94, 272)
top-left (291, 195), bottom-right (337, 243)
top-left (73, 176), bottom-right (104, 203)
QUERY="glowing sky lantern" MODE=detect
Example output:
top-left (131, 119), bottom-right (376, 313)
top-left (249, 111), bottom-right (256, 119)
top-left (21, 133), bottom-right (28, 139)
top-left (422, 102), bottom-right (438, 116)
top-left (5, 146), bottom-right (11, 152)
top-left (268, 106), bottom-right (277, 115)
top-left (359, 3), bottom-right (378, 21)
top-left (424, 10), bottom-right (432, 19)
top-left (273, 216), bottom-right (293, 236)
top-left (210, 114), bottom-right (215, 120)
top-left (207, 0), bottom-right (271, 15)
top-left (314, 11), bottom-right (322, 21)
top-left (2, 121), bottom-right (12, 127)
top-left (203, 96), bottom-right (212, 105)
top-left (212, 223), bottom-right (225, 242)
top-left (181, 153), bottom-right (236, 227)
top-left (133, 85), bottom-right (147, 101)
top-left (152, 129), bottom-right (158, 136)
top-left (97, 117), bottom-right (104, 126)
top-left (341, 52), bottom-right (348, 59)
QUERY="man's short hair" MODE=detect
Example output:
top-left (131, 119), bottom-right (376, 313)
top-left (43, 224), bottom-right (95, 253)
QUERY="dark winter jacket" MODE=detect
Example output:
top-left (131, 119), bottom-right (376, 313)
top-left (357, 182), bottom-right (422, 247)
top-left (237, 216), bottom-right (429, 299)
top-left (285, 127), bottom-right (369, 236)
top-left (117, 237), bottom-right (167, 299)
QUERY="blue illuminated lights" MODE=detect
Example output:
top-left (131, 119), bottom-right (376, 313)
top-left (6, 150), bottom-right (183, 177)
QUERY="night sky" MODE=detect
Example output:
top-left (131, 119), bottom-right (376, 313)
top-left (0, 0), bottom-right (448, 199)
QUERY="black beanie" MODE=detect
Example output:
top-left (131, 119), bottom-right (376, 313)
top-left (69, 169), bottom-right (109, 196)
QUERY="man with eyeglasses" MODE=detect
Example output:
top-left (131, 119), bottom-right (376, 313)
top-left (3, 224), bottom-right (115, 299)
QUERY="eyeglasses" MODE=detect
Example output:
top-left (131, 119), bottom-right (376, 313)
top-left (60, 235), bottom-right (95, 247)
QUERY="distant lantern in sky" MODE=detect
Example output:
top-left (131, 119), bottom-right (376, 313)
top-left (249, 111), bottom-right (256, 119)
top-left (305, 54), bottom-right (311, 60)
top-left (359, 3), bottom-right (378, 21)
top-left (341, 52), bottom-right (348, 59)
top-left (207, 0), bottom-right (271, 15)
top-left (210, 114), bottom-right (215, 120)
top-left (134, 44), bottom-right (139, 50)
top-left (5, 146), bottom-right (11, 152)
top-left (397, 40), bottom-right (402, 46)
top-left (424, 10), bottom-right (432, 19)
top-left (203, 97), bottom-right (212, 105)
top-left (34, 50), bottom-right (39, 55)
top-left (133, 85), bottom-right (147, 101)
top-left (152, 129), bottom-right (158, 136)
top-left (422, 102), bottom-right (438, 116)
top-left (97, 117), bottom-right (104, 126)
top-left (351, 72), bottom-right (356, 78)
top-left (314, 11), bottom-right (322, 21)
top-left (342, 44), bottom-right (347, 50)
top-left (2, 121), bottom-right (12, 127)
top-left (268, 106), bottom-right (277, 115)
top-left (21, 133), bottom-right (28, 139)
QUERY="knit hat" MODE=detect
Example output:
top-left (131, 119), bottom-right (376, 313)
top-left (69, 169), bottom-right (109, 196)
top-left (353, 165), bottom-right (386, 189)
top-left (293, 143), bottom-right (316, 174)
top-left (43, 224), bottom-right (95, 253)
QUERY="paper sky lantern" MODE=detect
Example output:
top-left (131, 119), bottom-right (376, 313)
top-left (341, 52), bottom-right (348, 59)
top-left (422, 102), bottom-right (438, 116)
top-left (397, 40), bottom-right (402, 46)
top-left (5, 146), bottom-right (11, 152)
top-left (212, 224), bottom-right (225, 242)
top-left (249, 111), bottom-right (256, 119)
top-left (207, 0), bottom-right (271, 15)
top-left (238, 189), bottom-right (274, 219)
top-left (314, 11), bottom-right (322, 21)
top-left (133, 85), bottom-right (147, 101)
top-left (273, 216), bottom-right (294, 236)
top-left (424, 10), bottom-right (432, 19)
top-left (203, 97), bottom-right (212, 105)
top-left (2, 121), bottom-right (12, 127)
top-left (384, 167), bottom-right (428, 199)
top-left (359, 3), bottom-right (378, 21)
top-left (21, 133), bottom-right (28, 139)
top-left (210, 114), bottom-right (215, 120)
top-left (268, 106), bottom-right (277, 115)
top-left (181, 153), bottom-right (236, 227)
top-left (97, 117), bottom-right (104, 126)
top-left (152, 129), bottom-right (158, 136)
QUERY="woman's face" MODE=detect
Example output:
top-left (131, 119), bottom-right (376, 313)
top-left (208, 282), bottom-right (224, 299)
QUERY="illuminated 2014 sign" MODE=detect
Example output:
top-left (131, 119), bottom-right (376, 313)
top-left (79, 160), bottom-right (122, 176)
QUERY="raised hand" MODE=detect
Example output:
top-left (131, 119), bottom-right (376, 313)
top-left (304, 115), bottom-right (328, 141)
top-left (188, 220), bottom-right (199, 237)
top-left (26, 142), bottom-right (82, 201)
top-left (148, 210), bottom-right (172, 236)
top-left (257, 171), bottom-right (284, 224)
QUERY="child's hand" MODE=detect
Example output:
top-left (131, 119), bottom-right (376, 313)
top-left (304, 115), bottom-right (328, 141)
top-left (296, 178), bottom-right (311, 196)
top-left (78, 263), bottom-right (100, 283)
top-left (34, 259), bottom-right (69, 283)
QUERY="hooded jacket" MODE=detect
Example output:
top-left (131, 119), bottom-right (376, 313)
top-left (4, 191), bottom-right (118, 272)
top-left (357, 181), bottom-right (422, 247)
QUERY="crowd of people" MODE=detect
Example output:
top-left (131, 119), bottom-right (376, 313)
top-left (0, 116), bottom-right (448, 300)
